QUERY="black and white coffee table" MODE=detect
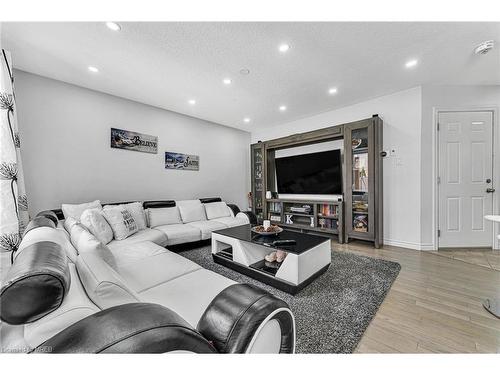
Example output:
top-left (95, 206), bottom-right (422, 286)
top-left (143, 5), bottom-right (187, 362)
top-left (212, 225), bottom-right (331, 294)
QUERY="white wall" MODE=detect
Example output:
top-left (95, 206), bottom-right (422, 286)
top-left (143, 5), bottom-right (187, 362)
top-left (15, 70), bottom-right (251, 214)
top-left (252, 87), bottom-right (423, 249)
top-left (420, 85), bottom-right (500, 249)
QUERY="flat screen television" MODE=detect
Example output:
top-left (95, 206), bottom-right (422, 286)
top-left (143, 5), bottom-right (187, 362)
top-left (275, 149), bottom-right (342, 195)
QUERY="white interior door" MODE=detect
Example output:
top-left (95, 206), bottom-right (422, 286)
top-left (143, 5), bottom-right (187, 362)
top-left (438, 111), bottom-right (494, 248)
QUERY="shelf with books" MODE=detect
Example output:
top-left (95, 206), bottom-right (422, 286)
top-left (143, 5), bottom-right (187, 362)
top-left (317, 214), bottom-right (338, 219)
top-left (317, 203), bottom-right (339, 217)
top-left (317, 217), bottom-right (338, 231)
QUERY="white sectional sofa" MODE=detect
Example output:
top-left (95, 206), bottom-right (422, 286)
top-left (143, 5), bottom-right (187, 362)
top-left (0, 199), bottom-right (293, 354)
top-left (62, 198), bottom-right (252, 250)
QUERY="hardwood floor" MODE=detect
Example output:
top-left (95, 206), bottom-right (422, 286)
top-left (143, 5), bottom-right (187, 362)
top-left (429, 248), bottom-right (500, 271)
top-left (332, 241), bottom-right (500, 353)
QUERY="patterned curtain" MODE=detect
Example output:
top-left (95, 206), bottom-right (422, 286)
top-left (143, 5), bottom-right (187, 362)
top-left (0, 49), bottom-right (29, 265)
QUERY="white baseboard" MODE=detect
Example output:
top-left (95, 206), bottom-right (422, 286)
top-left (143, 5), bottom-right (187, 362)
top-left (383, 238), bottom-right (436, 251)
top-left (419, 243), bottom-right (437, 251)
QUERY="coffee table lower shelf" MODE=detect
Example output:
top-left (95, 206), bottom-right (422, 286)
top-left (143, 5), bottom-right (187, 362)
top-left (212, 252), bottom-right (330, 295)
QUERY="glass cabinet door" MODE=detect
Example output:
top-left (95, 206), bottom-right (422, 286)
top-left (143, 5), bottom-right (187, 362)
top-left (251, 143), bottom-right (265, 223)
top-left (345, 121), bottom-right (375, 240)
top-left (351, 127), bottom-right (369, 233)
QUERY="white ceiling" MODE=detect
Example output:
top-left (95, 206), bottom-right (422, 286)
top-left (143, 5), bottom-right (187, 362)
top-left (2, 22), bottom-right (500, 131)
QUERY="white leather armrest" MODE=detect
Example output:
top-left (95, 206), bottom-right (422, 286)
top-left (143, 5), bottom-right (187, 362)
top-left (235, 212), bottom-right (250, 224)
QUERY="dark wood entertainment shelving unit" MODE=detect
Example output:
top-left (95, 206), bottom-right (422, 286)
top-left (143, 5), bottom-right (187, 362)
top-left (266, 198), bottom-right (344, 243)
top-left (250, 115), bottom-right (384, 248)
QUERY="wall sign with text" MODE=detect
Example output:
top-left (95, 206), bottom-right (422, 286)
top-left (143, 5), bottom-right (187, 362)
top-left (110, 128), bottom-right (158, 154)
top-left (165, 152), bottom-right (199, 171)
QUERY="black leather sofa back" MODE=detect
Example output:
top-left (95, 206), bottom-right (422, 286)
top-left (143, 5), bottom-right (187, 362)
top-left (38, 303), bottom-right (217, 353)
top-left (199, 197), bottom-right (222, 203)
top-left (50, 198), bottom-right (225, 219)
top-left (142, 200), bottom-right (176, 209)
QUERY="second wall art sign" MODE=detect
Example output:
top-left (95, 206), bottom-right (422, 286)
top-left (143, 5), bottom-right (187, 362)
top-left (165, 152), bottom-right (199, 171)
top-left (110, 128), bottom-right (158, 154)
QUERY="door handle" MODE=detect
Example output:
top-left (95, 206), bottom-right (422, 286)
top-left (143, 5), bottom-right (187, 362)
top-left (486, 188), bottom-right (496, 193)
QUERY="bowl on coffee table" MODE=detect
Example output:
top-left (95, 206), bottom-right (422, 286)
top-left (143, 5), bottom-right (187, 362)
top-left (251, 224), bottom-right (283, 236)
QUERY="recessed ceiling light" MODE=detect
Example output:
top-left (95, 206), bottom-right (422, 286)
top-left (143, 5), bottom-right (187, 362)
top-left (405, 59), bottom-right (418, 68)
top-left (188, 99), bottom-right (196, 105)
top-left (279, 44), bottom-right (290, 53)
top-left (279, 105), bottom-right (287, 112)
top-left (239, 68), bottom-right (250, 75)
top-left (88, 66), bottom-right (99, 73)
top-left (223, 78), bottom-right (232, 85)
top-left (328, 87), bottom-right (338, 95)
top-left (243, 118), bottom-right (251, 123)
top-left (105, 22), bottom-right (121, 31)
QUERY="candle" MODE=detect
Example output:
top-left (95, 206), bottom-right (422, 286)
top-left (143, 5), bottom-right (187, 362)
top-left (263, 220), bottom-right (271, 230)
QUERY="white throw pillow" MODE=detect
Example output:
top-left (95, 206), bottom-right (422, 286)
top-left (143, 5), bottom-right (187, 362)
top-left (102, 207), bottom-right (138, 240)
top-left (61, 200), bottom-right (102, 220)
top-left (80, 208), bottom-right (114, 245)
top-left (63, 217), bottom-right (79, 233)
top-left (177, 200), bottom-right (207, 223)
top-left (103, 203), bottom-right (147, 231)
top-left (204, 202), bottom-right (232, 220)
top-left (148, 207), bottom-right (182, 227)
top-left (69, 224), bottom-right (117, 269)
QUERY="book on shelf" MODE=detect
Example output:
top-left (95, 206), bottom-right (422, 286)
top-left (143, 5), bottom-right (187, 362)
top-left (317, 217), bottom-right (337, 230)
top-left (319, 204), bottom-right (338, 217)
top-left (268, 201), bottom-right (282, 213)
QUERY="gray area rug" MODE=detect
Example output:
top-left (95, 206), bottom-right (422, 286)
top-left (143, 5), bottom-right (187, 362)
top-left (180, 246), bottom-right (401, 353)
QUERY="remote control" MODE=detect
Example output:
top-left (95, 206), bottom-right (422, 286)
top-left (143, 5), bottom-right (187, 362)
top-left (272, 239), bottom-right (296, 247)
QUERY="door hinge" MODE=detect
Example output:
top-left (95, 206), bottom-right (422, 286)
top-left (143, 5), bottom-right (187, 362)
top-left (437, 176), bottom-right (441, 184)
top-left (438, 229), bottom-right (441, 237)
top-left (437, 122), bottom-right (440, 131)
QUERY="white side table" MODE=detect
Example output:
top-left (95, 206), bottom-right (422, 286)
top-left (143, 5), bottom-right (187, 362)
top-left (483, 215), bottom-right (500, 319)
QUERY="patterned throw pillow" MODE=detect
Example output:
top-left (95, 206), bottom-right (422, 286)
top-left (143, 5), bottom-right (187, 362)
top-left (103, 202), bottom-right (147, 230)
top-left (102, 207), bottom-right (138, 241)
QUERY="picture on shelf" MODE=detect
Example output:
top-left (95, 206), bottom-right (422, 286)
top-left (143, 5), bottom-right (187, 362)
top-left (353, 214), bottom-right (368, 232)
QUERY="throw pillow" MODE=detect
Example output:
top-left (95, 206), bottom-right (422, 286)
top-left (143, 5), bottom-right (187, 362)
top-left (102, 207), bottom-right (138, 240)
top-left (176, 200), bottom-right (207, 223)
top-left (63, 217), bottom-right (79, 233)
top-left (61, 200), bottom-right (102, 220)
top-left (70, 223), bottom-right (118, 270)
top-left (204, 202), bottom-right (232, 220)
top-left (123, 202), bottom-right (147, 230)
top-left (80, 208), bottom-right (114, 245)
top-left (148, 207), bottom-right (182, 228)
top-left (103, 203), bottom-right (147, 230)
